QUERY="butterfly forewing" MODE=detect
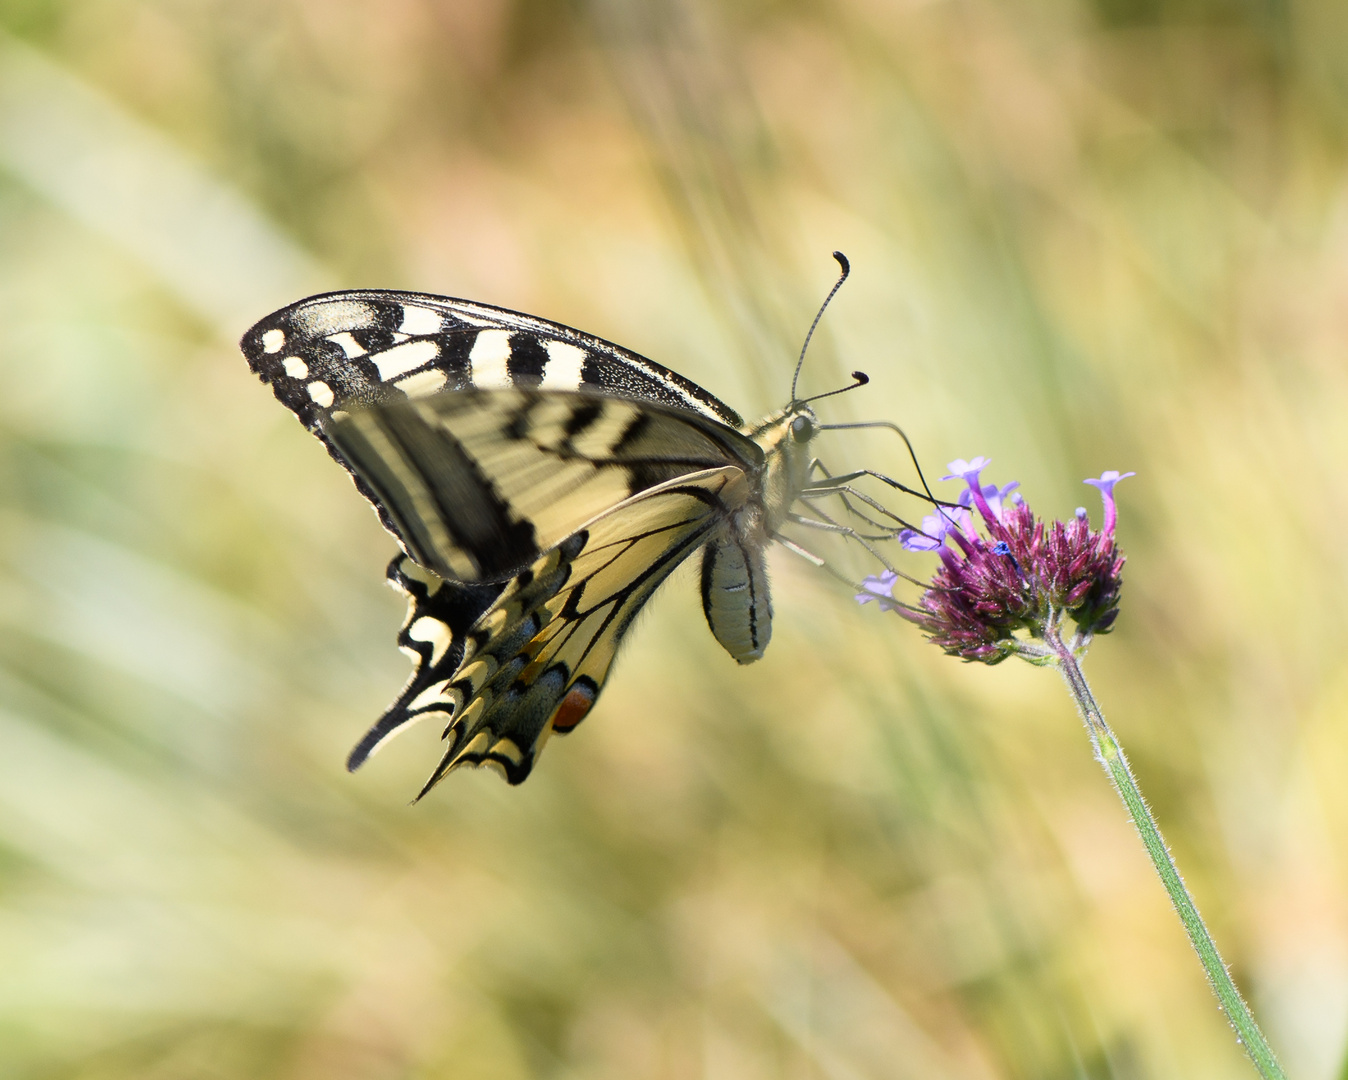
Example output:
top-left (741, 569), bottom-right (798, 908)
top-left (241, 290), bottom-right (748, 559)
top-left (324, 388), bottom-right (762, 583)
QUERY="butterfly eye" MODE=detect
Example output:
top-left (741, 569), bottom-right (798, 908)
top-left (791, 415), bottom-right (815, 442)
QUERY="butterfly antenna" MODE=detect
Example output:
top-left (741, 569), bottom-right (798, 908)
top-left (800, 370), bottom-right (869, 405)
top-left (791, 251), bottom-right (851, 402)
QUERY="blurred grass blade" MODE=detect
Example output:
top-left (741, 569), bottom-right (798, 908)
top-left (0, 31), bottom-right (328, 335)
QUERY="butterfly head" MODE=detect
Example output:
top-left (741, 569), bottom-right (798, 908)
top-left (749, 399), bottom-right (819, 447)
top-left (752, 362), bottom-right (871, 530)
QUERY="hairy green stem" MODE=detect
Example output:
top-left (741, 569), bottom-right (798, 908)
top-left (1043, 624), bottom-right (1286, 1080)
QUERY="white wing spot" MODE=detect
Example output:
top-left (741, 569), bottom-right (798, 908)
top-left (292, 298), bottom-right (375, 337)
top-left (490, 737), bottom-right (524, 766)
top-left (540, 340), bottom-right (588, 390)
top-left (469, 329), bottom-right (513, 389)
top-left (407, 614), bottom-right (455, 666)
top-left (396, 368), bottom-right (448, 397)
top-left (372, 339), bottom-right (440, 380)
top-left (398, 304), bottom-right (444, 335)
top-left (261, 328), bottom-right (286, 353)
top-left (408, 679), bottom-right (453, 710)
top-left (307, 381), bottom-right (335, 407)
top-left (328, 332), bottom-right (366, 359)
top-left (282, 356), bottom-right (309, 379)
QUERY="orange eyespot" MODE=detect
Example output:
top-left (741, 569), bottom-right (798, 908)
top-left (551, 683), bottom-right (597, 733)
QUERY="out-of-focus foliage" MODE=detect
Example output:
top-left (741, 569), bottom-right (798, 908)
top-left (0, 1), bottom-right (1345, 1077)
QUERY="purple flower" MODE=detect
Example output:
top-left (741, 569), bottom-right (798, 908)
top-left (858, 460), bottom-right (1132, 663)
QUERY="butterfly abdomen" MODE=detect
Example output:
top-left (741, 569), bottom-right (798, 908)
top-left (700, 527), bottom-right (773, 664)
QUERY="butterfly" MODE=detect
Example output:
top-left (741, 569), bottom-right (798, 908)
top-left (241, 257), bottom-right (869, 794)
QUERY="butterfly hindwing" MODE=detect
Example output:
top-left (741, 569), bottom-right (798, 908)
top-left (361, 467), bottom-right (748, 789)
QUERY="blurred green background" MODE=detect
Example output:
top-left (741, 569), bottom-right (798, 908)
top-left (0, 1), bottom-right (1345, 1077)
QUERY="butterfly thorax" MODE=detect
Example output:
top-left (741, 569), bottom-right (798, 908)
top-left (743, 401), bottom-right (819, 535)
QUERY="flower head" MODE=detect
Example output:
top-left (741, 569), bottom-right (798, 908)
top-left (857, 461), bottom-right (1131, 664)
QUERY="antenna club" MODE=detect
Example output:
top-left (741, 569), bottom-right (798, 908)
top-left (832, 251), bottom-right (851, 276)
top-left (798, 369), bottom-right (871, 406)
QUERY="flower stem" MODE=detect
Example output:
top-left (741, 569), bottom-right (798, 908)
top-left (1044, 625), bottom-right (1286, 1080)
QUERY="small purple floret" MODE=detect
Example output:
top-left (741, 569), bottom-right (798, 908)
top-left (941, 457), bottom-right (991, 486)
top-left (1084, 470), bottom-right (1135, 535)
top-left (1084, 470), bottom-right (1135, 499)
top-left (899, 512), bottom-right (954, 552)
top-left (855, 570), bottom-right (901, 611)
top-left (979, 481), bottom-right (1021, 520)
top-left (942, 457), bottom-right (999, 523)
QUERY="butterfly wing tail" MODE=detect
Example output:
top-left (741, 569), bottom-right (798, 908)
top-left (346, 555), bottom-right (504, 771)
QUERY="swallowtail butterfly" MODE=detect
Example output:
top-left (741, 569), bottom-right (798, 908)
top-left (242, 263), bottom-right (865, 793)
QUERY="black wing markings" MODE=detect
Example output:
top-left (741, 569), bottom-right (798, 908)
top-left (240, 289), bottom-right (744, 430)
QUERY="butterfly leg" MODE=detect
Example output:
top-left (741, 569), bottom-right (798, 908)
top-left (793, 466), bottom-right (936, 584)
top-left (805, 459), bottom-right (908, 529)
top-left (789, 510), bottom-right (893, 541)
top-left (811, 464), bottom-right (959, 507)
top-left (802, 459), bottom-right (921, 533)
top-left (776, 536), bottom-right (825, 566)
top-left (787, 510), bottom-right (896, 570)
